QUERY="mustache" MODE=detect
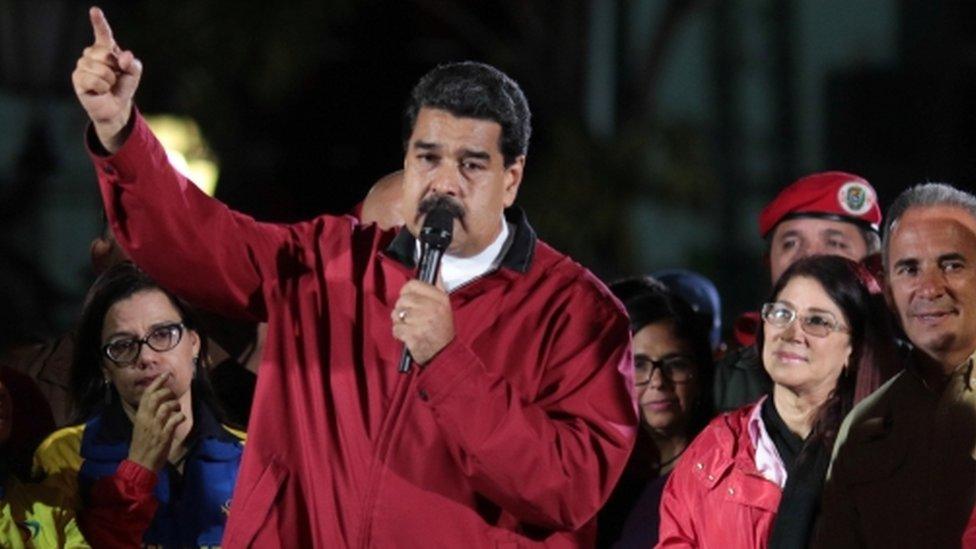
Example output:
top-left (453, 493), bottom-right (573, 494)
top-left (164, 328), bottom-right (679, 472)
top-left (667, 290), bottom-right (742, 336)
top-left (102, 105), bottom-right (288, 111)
top-left (908, 298), bottom-right (956, 315)
top-left (417, 194), bottom-right (466, 222)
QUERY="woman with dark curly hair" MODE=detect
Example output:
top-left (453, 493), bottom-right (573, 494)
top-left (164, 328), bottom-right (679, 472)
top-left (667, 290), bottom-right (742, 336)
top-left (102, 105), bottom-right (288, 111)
top-left (657, 255), bottom-right (898, 548)
top-left (33, 262), bottom-right (244, 548)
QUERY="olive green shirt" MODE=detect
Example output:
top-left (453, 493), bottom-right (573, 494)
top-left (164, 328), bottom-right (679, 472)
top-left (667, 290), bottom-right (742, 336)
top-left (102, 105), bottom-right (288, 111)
top-left (814, 354), bottom-right (976, 548)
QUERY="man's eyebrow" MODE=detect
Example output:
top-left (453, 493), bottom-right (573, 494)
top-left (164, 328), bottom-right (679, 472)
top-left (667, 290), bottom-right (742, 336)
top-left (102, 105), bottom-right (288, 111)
top-left (459, 149), bottom-right (491, 161)
top-left (938, 253), bottom-right (966, 264)
top-left (822, 228), bottom-right (852, 238)
top-left (892, 257), bottom-right (918, 270)
top-left (411, 140), bottom-right (440, 151)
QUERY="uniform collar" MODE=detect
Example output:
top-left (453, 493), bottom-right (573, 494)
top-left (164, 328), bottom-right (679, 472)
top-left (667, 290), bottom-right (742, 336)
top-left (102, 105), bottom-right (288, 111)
top-left (906, 349), bottom-right (976, 395)
top-left (957, 351), bottom-right (976, 391)
top-left (435, 218), bottom-right (511, 291)
top-left (385, 206), bottom-right (536, 274)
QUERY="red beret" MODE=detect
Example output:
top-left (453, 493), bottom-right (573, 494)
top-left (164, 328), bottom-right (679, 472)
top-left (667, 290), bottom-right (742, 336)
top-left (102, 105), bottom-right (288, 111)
top-left (759, 171), bottom-right (881, 238)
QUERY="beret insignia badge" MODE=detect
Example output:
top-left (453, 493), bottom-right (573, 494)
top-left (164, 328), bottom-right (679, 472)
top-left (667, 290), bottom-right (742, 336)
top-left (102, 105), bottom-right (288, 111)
top-left (838, 182), bottom-right (873, 215)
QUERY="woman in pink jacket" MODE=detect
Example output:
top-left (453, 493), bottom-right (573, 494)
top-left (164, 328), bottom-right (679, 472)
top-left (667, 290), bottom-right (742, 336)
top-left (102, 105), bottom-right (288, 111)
top-left (657, 255), bottom-right (896, 548)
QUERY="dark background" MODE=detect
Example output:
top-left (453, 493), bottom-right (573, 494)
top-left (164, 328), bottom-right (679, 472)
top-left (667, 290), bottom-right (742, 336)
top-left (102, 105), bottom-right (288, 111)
top-left (1, 0), bottom-right (974, 349)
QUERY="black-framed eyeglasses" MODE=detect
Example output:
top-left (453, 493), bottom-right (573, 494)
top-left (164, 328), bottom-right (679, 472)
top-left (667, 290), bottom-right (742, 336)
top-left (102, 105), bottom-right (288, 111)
top-left (102, 323), bottom-right (185, 365)
top-left (761, 302), bottom-right (848, 338)
top-left (634, 355), bottom-right (697, 385)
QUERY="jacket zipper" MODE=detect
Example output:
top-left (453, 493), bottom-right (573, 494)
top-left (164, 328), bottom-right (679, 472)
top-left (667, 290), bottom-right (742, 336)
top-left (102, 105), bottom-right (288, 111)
top-left (356, 366), bottom-right (414, 548)
top-left (355, 264), bottom-right (503, 546)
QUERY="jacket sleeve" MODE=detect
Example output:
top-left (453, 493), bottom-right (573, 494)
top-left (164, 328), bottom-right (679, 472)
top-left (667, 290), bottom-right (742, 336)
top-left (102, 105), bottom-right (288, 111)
top-left (88, 110), bottom-right (352, 322)
top-left (78, 460), bottom-right (159, 548)
top-left (963, 506), bottom-right (976, 549)
top-left (655, 451), bottom-right (699, 547)
top-left (416, 281), bottom-right (637, 532)
top-left (33, 426), bottom-right (85, 510)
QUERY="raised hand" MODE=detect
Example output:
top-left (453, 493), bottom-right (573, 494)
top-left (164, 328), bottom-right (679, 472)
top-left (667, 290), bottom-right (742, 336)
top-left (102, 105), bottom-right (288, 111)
top-left (127, 372), bottom-right (186, 472)
top-left (72, 6), bottom-right (143, 153)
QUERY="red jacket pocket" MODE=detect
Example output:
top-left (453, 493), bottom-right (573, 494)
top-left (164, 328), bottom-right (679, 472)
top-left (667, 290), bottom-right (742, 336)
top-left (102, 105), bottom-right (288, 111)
top-left (223, 457), bottom-right (288, 548)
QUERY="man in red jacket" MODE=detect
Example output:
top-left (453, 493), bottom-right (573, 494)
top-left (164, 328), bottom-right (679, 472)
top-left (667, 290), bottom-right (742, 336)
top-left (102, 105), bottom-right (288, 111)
top-left (71, 7), bottom-right (637, 547)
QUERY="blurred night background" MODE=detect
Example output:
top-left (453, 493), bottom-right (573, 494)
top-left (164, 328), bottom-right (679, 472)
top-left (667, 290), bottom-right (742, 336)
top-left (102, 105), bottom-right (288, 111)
top-left (1, 0), bottom-right (975, 349)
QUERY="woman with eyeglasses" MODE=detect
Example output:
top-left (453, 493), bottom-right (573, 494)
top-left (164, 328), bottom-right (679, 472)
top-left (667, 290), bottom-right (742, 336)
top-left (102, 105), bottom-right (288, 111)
top-left (598, 277), bottom-right (714, 548)
top-left (33, 262), bottom-right (244, 548)
top-left (657, 255), bottom-right (898, 548)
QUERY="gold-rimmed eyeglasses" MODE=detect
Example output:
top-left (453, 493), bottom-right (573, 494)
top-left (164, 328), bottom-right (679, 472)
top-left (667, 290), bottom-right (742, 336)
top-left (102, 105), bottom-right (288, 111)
top-left (761, 302), bottom-right (848, 338)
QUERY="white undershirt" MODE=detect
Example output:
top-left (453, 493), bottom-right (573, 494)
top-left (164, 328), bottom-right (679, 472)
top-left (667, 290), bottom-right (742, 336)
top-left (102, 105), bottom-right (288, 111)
top-left (416, 216), bottom-right (512, 292)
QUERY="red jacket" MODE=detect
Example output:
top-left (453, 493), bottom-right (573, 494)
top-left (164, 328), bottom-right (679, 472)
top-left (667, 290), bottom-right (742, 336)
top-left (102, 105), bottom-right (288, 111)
top-left (965, 506), bottom-right (976, 548)
top-left (657, 403), bottom-right (780, 548)
top-left (90, 113), bottom-right (638, 548)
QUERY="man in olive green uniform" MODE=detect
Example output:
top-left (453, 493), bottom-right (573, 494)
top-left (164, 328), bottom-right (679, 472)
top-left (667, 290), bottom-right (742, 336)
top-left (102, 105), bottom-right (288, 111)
top-left (815, 183), bottom-right (976, 548)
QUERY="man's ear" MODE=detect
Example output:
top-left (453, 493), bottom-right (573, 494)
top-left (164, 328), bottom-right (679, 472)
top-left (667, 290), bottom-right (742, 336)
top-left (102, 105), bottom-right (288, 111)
top-left (90, 237), bottom-right (112, 274)
top-left (502, 156), bottom-right (525, 208)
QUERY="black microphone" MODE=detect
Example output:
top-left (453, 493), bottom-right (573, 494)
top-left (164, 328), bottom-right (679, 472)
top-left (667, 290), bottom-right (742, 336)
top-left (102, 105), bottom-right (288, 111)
top-left (398, 206), bottom-right (456, 373)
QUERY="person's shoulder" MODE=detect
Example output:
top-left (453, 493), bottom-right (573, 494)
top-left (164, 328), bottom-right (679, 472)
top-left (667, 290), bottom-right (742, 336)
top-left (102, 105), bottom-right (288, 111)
top-left (843, 370), bottom-right (913, 430)
top-left (685, 403), bottom-right (755, 463)
top-left (829, 371), bottom-right (918, 480)
top-left (36, 424), bottom-right (85, 460)
top-left (281, 211), bottom-right (396, 266)
top-left (32, 424), bottom-right (86, 488)
top-left (532, 240), bottom-right (623, 310)
top-left (667, 407), bottom-right (750, 501)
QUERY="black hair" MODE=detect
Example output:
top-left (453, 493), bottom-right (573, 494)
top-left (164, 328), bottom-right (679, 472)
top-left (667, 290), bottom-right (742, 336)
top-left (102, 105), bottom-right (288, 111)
top-left (755, 255), bottom-right (897, 455)
top-left (403, 61), bottom-right (531, 167)
top-left (70, 262), bottom-right (225, 424)
top-left (609, 276), bottom-right (715, 437)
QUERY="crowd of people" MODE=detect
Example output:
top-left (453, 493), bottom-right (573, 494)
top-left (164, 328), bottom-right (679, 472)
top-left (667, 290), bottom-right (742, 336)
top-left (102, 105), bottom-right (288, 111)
top-left (2, 6), bottom-right (976, 548)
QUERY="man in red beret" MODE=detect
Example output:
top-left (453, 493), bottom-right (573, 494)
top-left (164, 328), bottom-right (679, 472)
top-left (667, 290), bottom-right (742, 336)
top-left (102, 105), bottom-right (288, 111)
top-left (761, 171), bottom-right (881, 285)
top-left (714, 171), bottom-right (885, 412)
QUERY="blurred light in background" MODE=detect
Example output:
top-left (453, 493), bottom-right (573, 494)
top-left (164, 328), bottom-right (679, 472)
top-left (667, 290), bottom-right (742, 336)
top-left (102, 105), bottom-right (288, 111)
top-left (144, 115), bottom-right (219, 196)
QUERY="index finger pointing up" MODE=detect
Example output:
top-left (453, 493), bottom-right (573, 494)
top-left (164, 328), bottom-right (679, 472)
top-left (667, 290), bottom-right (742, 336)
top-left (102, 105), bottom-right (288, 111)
top-left (89, 6), bottom-right (115, 47)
